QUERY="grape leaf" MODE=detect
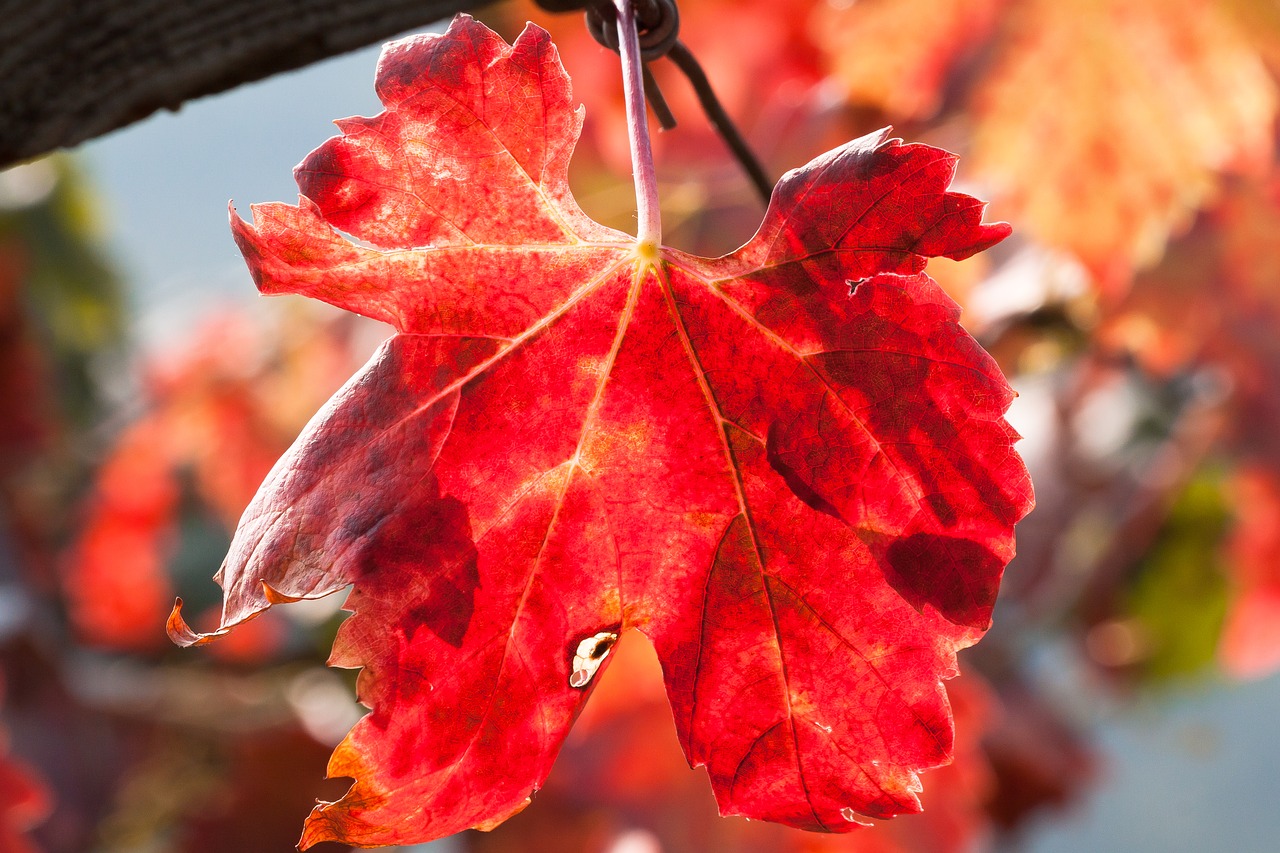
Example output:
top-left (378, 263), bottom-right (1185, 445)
top-left (168, 15), bottom-right (1031, 848)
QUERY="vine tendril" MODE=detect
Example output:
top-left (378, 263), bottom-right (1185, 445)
top-left (531, 0), bottom-right (773, 205)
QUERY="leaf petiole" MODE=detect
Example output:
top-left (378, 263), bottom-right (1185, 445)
top-left (614, 0), bottom-right (662, 250)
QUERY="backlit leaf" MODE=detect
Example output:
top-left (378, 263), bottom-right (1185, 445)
top-left (169, 16), bottom-right (1031, 847)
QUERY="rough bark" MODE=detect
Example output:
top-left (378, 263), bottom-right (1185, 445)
top-left (0, 0), bottom-right (491, 167)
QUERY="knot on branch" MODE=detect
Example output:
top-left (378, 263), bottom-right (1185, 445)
top-left (533, 0), bottom-right (679, 61)
top-left (585, 0), bottom-right (679, 62)
top-left (531, 0), bottom-right (772, 205)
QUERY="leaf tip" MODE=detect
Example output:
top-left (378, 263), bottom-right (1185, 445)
top-left (947, 219), bottom-right (1012, 261)
top-left (473, 795), bottom-right (532, 831)
top-left (262, 579), bottom-right (306, 605)
top-left (166, 597), bottom-right (229, 647)
top-left (513, 16), bottom-right (554, 47)
top-left (297, 809), bottom-right (335, 851)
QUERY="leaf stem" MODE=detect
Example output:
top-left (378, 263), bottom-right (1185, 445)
top-left (615, 0), bottom-right (661, 249)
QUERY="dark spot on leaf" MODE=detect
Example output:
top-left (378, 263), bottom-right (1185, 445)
top-left (567, 628), bottom-right (621, 689)
top-left (883, 533), bottom-right (1002, 629)
top-left (765, 423), bottom-right (844, 522)
top-left (404, 551), bottom-right (479, 648)
top-left (358, 491), bottom-right (480, 648)
top-left (924, 492), bottom-right (958, 528)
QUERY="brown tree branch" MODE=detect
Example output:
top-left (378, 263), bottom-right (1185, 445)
top-left (0, 0), bottom-right (489, 167)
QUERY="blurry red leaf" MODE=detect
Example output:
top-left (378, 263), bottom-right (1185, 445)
top-left (1101, 170), bottom-right (1280, 390)
top-left (62, 419), bottom-right (178, 653)
top-left (968, 0), bottom-right (1275, 290)
top-left (813, 0), bottom-right (1278, 292)
top-left (0, 742), bottom-right (49, 850)
top-left (981, 681), bottom-right (1097, 830)
top-left (170, 15), bottom-right (1030, 847)
top-left (812, 0), bottom-right (1007, 121)
top-left (179, 727), bottom-right (348, 853)
top-left (0, 684), bottom-right (51, 853)
top-left (63, 310), bottom-right (361, 654)
top-left (143, 313), bottom-right (354, 529)
top-left (1220, 468), bottom-right (1280, 678)
top-left (0, 744), bottom-right (50, 853)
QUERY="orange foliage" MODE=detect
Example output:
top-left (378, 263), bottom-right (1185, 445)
top-left (62, 309), bottom-right (365, 653)
top-left (812, 0), bottom-right (1006, 120)
top-left (969, 0), bottom-right (1275, 290)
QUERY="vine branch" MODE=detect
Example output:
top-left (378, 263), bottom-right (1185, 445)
top-left (0, 0), bottom-right (479, 167)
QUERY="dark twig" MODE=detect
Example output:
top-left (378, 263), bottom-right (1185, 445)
top-left (534, 0), bottom-right (773, 204)
top-left (643, 66), bottom-right (677, 130)
top-left (667, 41), bottom-right (773, 205)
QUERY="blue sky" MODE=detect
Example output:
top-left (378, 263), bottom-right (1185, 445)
top-left (82, 41), bottom-right (387, 347)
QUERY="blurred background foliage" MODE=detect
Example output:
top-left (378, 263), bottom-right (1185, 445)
top-left (4, 0), bottom-right (1280, 850)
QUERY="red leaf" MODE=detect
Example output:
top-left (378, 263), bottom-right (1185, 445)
top-left (170, 15), bottom-right (1031, 847)
top-left (1220, 467), bottom-right (1280, 678)
top-left (0, 748), bottom-right (49, 853)
top-left (63, 418), bottom-right (178, 653)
